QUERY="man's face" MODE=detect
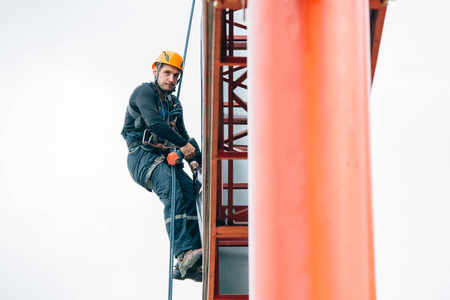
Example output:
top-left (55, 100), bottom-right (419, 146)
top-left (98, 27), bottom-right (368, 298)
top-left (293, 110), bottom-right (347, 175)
top-left (153, 64), bottom-right (181, 92)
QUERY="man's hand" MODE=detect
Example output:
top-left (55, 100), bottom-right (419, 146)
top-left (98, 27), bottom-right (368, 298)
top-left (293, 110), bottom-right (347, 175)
top-left (189, 161), bottom-right (199, 172)
top-left (180, 142), bottom-right (196, 160)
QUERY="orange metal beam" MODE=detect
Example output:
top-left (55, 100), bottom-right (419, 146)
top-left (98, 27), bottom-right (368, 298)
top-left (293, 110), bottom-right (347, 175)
top-left (210, 0), bottom-right (247, 10)
top-left (369, 0), bottom-right (388, 9)
top-left (216, 226), bottom-right (248, 238)
top-left (248, 0), bottom-right (375, 300)
top-left (206, 7), bottom-right (224, 298)
top-left (202, 0), bottom-right (216, 297)
top-left (370, 4), bottom-right (388, 81)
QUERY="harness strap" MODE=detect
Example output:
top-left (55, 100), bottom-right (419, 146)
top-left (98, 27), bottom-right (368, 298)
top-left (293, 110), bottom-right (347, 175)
top-left (127, 104), bottom-right (141, 120)
top-left (145, 155), bottom-right (165, 191)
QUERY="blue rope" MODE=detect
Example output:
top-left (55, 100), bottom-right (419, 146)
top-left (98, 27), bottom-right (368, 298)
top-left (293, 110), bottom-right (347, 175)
top-left (168, 162), bottom-right (176, 300)
top-left (176, 0), bottom-right (196, 102)
top-left (168, 1), bottom-right (196, 299)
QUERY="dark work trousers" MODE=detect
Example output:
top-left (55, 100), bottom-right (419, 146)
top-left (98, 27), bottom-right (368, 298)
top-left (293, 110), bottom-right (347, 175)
top-left (127, 145), bottom-right (201, 258)
top-left (150, 161), bottom-right (202, 258)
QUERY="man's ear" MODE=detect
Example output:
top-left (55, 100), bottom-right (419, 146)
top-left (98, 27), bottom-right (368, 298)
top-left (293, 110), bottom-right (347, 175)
top-left (152, 67), bottom-right (157, 78)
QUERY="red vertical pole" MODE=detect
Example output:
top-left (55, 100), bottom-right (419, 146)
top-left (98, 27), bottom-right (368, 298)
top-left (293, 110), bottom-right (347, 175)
top-left (248, 0), bottom-right (375, 299)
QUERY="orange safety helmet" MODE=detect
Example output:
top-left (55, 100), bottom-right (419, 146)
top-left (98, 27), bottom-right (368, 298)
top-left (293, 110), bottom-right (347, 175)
top-left (152, 50), bottom-right (184, 72)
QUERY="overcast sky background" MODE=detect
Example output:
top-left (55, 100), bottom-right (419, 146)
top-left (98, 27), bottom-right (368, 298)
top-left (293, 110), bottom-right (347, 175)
top-left (1, 0), bottom-right (449, 299)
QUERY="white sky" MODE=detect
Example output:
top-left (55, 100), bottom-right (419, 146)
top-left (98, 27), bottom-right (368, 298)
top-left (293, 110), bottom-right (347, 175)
top-left (370, 1), bottom-right (450, 299)
top-left (0, 1), bottom-right (449, 299)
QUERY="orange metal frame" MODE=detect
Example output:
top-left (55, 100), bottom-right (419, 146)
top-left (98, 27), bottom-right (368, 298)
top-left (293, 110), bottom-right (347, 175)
top-left (370, 0), bottom-right (388, 81)
top-left (202, 2), bottom-right (249, 299)
top-left (202, 1), bottom-right (388, 299)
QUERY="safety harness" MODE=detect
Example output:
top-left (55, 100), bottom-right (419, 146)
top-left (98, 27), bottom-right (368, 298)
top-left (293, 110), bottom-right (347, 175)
top-left (127, 84), bottom-right (183, 146)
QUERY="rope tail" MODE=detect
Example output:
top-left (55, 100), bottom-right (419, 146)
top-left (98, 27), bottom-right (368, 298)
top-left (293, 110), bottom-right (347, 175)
top-left (168, 164), bottom-right (176, 299)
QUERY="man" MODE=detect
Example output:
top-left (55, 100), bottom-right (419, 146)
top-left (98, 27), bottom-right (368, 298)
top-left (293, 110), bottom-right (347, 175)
top-left (121, 50), bottom-right (202, 282)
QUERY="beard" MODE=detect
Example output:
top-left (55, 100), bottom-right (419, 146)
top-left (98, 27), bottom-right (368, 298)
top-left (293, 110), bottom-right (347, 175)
top-left (156, 81), bottom-right (176, 94)
top-left (162, 84), bottom-right (175, 92)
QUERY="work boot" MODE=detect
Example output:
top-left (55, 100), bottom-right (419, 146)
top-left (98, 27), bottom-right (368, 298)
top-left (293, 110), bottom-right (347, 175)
top-left (173, 262), bottom-right (202, 282)
top-left (173, 261), bottom-right (183, 280)
top-left (177, 249), bottom-right (202, 278)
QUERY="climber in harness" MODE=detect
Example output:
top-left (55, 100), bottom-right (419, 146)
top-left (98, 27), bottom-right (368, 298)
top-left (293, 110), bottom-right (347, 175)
top-left (121, 50), bottom-right (202, 282)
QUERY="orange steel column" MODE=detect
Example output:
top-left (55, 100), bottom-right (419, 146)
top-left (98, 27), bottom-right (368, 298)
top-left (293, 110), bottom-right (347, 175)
top-left (248, 1), bottom-right (375, 300)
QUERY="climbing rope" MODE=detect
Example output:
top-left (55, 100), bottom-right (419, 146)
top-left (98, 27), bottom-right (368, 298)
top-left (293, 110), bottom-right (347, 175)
top-left (168, 0), bottom-right (196, 299)
top-left (168, 161), bottom-right (176, 300)
top-left (175, 0), bottom-right (196, 102)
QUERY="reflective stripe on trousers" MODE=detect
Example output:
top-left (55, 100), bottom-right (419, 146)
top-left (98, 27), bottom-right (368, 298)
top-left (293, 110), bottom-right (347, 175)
top-left (165, 214), bottom-right (198, 224)
top-left (151, 161), bottom-right (202, 258)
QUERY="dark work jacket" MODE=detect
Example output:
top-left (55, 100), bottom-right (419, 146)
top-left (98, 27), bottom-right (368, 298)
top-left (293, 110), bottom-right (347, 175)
top-left (121, 82), bottom-right (190, 156)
